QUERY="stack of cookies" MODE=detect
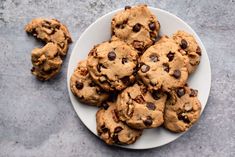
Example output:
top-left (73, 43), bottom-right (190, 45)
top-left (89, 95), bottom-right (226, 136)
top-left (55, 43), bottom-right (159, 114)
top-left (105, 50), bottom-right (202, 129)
top-left (70, 4), bottom-right (202, 145)
top-left (25, 18), bottom-right (72, 80)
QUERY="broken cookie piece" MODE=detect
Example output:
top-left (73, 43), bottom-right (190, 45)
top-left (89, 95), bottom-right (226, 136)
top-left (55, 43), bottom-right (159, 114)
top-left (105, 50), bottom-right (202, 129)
top-left (25, 18), bottom-right (72, 56)
top-left (31, 42), bottom-right (62, 80)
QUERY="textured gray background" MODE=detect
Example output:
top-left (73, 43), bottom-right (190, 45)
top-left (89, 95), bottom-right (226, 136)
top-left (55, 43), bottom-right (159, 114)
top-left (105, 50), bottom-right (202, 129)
top-left (0, 0), bottom-right (234, 156)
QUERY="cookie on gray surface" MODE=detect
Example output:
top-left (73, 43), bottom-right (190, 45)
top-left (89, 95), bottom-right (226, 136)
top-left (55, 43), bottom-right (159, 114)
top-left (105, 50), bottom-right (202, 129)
top-left (138, 36), bottom-right (189, 92)
top-left (116, 82), bottom-right (167, 129)
top-left (164, 85), bottom-right (201, 132)
top-left (87, 39), bottom-right (138, 92)
top-left (70, 60), bottom-right (109, 106)
top-left (31, 42), bottom-right (62, 80)
top-left (96, 101), bottom-right (142, 145)
top-left (172, 31), bottom-right (201, 74)
top-left (25, 18), bottom-right (72, 56)
top-left (111, 4), bottom-right (160, 55)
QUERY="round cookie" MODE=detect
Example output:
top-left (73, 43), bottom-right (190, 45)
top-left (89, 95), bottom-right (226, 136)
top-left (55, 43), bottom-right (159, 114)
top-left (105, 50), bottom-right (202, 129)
top-left (164, 86), bottom-right (201, 132)
top-left (25, 18), bottom-right (72, 56)
top-left (116, 82), bottom-right (167, 129)
top-left (111, 4), bottom-right (160, 55)
top-left (96, 102), bottom-right (142, 145)
top-left (70, 60), bottom-right (109, 106)
top-left (138, 36), bottom-right (189, 92)
top-left (31, 42), bottom-right (62, 80)
top-left (87, 39), bottom-right (138, 92)
top-left (172, 31), bottom-right (201, 74)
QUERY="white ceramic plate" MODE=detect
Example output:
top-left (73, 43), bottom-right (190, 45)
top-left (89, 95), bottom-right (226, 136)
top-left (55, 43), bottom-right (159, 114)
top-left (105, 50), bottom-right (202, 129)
top-left (67, 7), bottom-right (211, 149)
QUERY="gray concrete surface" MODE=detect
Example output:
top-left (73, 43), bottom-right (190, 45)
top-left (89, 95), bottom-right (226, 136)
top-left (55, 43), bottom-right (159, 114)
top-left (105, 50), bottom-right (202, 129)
top-left (0, 0), bottom-right (234, 156)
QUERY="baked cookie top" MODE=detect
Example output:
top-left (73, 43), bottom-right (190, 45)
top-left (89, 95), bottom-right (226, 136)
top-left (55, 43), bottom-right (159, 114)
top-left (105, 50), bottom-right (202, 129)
top-left (87, 39), bottom-right (138, 92)
top-left (138, 36), bottom-right (189, 92)
top-left (172, 31), bottom-right (201, 74)
top-left (164, 85), bottom-right (201, 132)
top-left (96, 102), bottom-right (142, 145)
top-left (111, 4), bottom-right (160, 55)
top-left (31, 42), bottom-right (62, 80)
top-left (25, 18), bottom-right (72, 56)
top-left (70, 60), bottom-right (109, 106)
top-left (116, 82), bottom-right (167, 129)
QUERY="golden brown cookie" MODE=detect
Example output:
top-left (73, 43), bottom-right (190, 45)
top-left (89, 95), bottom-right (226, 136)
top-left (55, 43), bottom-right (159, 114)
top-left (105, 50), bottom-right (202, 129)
top-left (25, 18), bottom-right (72, 56)
top-left (70, 60), bottom-right (109, 106)
top-left (116, 82), bottom-right (167, 129)
top-left (138, 36), bottom-right (189, 92)
top-left (87, 39), bottom-right (138, 92)
top-left (164, 86), bottom-right (201, 132)
top-left (172, 31), bottom-right (201, 74)
top-left (111, 4), bottom-right (160, 55)
top-left (96, 101), bottom-right (142, 145)
top-left (31, 42), bottom-right (62, 80)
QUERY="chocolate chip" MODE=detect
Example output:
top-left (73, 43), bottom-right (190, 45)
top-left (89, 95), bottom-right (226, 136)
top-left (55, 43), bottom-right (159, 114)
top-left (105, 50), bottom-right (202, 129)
top-left (122, 58), bottom-right (128, 64)
top-left (134, 95), bottom-right (145, 104)
top-left (133, 23), bottom-right (141, 32)
top-left (114, 126), bottom-right (123, 133)
top-left (167, 51), bottom-right (175, 61)
top-left (101, 125), bottom-right (109, 132)
top-left (173, 70), bottom-right (181, 79)
top-left (149, 53), bottom-right (158, 62)
top-left (163, 63), bottom-right (170, 72)
top-left (31, 67), bottom-right (35, 72)
top-left (189, 89), bottom-right (198, 97)
top-left (144, 116), bottom-right (153, 126)
top-left (149, 22), bottom-right (156, 31)
top-left (196, 46), bottom-right (201, 56)
top-left (121, 76), bottom-right (130, 85)
top-left (102, 103), bottom-right (109, 110)
top-left (180, 39), bottom-right (188, 49)
top-left (133, 40), bottom-right (144, 52)
top-left (76, 82), bottom-right (83, 89)
top-left (108, 51), bottom-right (116, 61)
top-left (112, 134), bottom-right (119, 143)
top-left (152, 90), bottom-right (161, 100)
top-left (97, 64), bottom-right (106, 72)
top-left (125, 6), bottom-right (131, 10)
top-left (178, 113), bottom-right (190, 123)
top-left (112, 109), bottom-right (120, 123)
top-left (176, 87), bottom-right (185, 97)
top-left (146, 102), bottom-right (156, 110)
top-left (141, 64), bottom-right (150, 73)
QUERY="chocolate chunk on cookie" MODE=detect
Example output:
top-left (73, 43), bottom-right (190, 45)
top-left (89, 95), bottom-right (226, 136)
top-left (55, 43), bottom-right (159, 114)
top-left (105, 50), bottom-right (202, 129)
top-left (164, 86), bottom-right (201, 132)
top-left (172, 31), bottom-right (201, 74)
top-left (70, 60), bottom-right (109, 106)
top-left (96, 102), bottom-right (142, 145)
top-left (87, 39), bottom-right (138, 91)
top-left (25, 18), bottom-right (72, 56)
top-left (138, 36), bottom-right (189, 92)
top-left (31, 42), bottom-right (62, 80)
top-left (111, 4), bottom-right (160, 54)
top-left (116, 82), bottom-right (167, 129)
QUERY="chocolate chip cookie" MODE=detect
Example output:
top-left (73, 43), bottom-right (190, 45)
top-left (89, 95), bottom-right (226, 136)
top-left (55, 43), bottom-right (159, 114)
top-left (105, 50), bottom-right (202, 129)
top-left (164, 86), bottom-right (201, 132)
top-left (116, 82), bottom-right (167, 129)
top-left (96, 102), bottom-right (142, 145)
top-left (70, 60), bottom-right (109, 106)
top-left (25, 18), bottom-right (72, 56)
top-left (87, 39), bottom-right (138, 92)
top-left (172, 31), bottom-right (201, 74)
top-left (31, 42), bottom-right (62, 80)
top-left (138, 36), bottom-right (189, 92)
top-left (111, 4), bottom-right (160, 55)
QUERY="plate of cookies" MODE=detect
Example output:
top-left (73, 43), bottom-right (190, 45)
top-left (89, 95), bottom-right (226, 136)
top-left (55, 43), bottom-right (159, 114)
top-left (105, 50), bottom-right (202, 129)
top-left (67, 4), bottom-right (211, 149)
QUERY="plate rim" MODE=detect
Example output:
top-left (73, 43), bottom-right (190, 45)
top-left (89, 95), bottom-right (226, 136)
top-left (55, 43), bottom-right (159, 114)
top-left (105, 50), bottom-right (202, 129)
top-left (67, 7), bottom-right (211, 149)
